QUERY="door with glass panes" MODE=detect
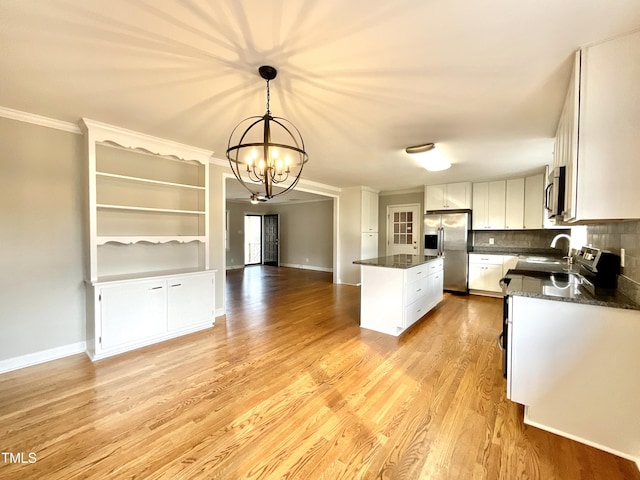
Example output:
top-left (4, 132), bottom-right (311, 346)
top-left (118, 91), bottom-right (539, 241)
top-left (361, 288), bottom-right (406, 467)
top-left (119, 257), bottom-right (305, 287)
top-left (387, 204), bottom-right (420, 255)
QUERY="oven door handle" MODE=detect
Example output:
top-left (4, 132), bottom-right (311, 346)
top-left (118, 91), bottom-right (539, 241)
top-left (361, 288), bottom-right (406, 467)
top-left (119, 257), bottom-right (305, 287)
top-left (497, 332), bottom-right (504, 351)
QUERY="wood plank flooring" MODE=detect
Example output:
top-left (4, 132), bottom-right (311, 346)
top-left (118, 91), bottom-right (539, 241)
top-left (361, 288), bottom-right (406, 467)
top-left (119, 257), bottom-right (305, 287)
top-left (1, 265), bottom-right (638, 479)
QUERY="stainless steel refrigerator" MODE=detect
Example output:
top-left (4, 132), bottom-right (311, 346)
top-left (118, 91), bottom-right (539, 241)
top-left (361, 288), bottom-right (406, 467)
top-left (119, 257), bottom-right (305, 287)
top-left (424, 209), bottom-right (471, 293)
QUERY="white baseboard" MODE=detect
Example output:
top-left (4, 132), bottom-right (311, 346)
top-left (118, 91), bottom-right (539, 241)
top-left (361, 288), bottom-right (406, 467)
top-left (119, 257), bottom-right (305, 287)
top-left (225, 264), bottom-right (244, 270)
top-left (280, 263), bottom-right (333, 273)
top-left (524, 406), bottom-right (640, 467)
top-left (0, 341), bottom-right (87, 374)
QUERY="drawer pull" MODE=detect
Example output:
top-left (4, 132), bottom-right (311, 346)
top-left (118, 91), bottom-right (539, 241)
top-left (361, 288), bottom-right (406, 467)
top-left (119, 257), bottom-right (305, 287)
top-left (150, 286), bottom-right (163, 290)
top-left (170, 283), bottom-right (182, 287)
top-left (416, 288), bottom-right (422, 292)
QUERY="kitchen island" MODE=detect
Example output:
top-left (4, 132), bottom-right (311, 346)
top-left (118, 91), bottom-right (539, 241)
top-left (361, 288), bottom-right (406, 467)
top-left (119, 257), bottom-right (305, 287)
top-left (354, 254), bottom-right (443, 336)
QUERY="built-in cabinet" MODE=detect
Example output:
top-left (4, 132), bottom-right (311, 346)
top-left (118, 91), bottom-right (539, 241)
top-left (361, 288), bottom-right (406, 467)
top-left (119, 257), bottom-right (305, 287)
top-left (91, 271), bottom-right (215, 359)
top-left (555, 31), bottom-right (640, 222)
top-left (360, 258), bottom-right (443, 336)
top-left (81, 119), bottom-right (216, 360)
top-left (472, 173), bottom-right (544, 230)
top-left (424, 182), bottom-right (472, 211)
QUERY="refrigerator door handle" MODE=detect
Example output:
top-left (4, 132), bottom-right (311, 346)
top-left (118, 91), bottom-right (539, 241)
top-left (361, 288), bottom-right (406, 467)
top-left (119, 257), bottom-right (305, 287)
top-left (438, 226), bottom-right (444, 256)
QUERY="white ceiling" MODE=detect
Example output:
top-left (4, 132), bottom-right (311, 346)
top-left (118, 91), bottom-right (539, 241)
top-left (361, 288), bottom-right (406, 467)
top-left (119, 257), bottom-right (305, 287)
top-left (2, 1), bottom-right (640, 196)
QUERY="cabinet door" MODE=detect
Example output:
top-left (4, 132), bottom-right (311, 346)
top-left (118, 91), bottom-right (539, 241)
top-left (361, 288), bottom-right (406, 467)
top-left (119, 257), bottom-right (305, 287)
top-left (428, 269), bottom-right (444, 308)
top-left (577, 31), bottom-right (640, 221)
top-left (524, 174), bottom-right (544, 229)
top-left (361, 190), bottom-right (379, 232)
top-left (472, 182), bottom-right (489, 229)
top-left (361, 233), bottom-right (378, 259)
top-left (468, 264), bottom-right (485, 290)
top-left (487, 181), bottom-right (506, 230)
top-left (100, 280), bottom-right (166, 350)
top-left (484, 264), bottom-right (504, 292)
top-left (505, 178), bottom-right (525, 230)
top-left (558, 52), bottom-right (581, 222)
top-left (446, 182), bottom-right (471, 209)
top-left (425, 184), bottom-right (445, 211)
top-left (167, 274), bottom-right (215, 332)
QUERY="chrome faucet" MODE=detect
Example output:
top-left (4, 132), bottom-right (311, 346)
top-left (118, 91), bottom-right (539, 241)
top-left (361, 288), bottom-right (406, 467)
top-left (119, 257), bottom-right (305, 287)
top-left (550, 233), bottom-right (572, 248)
top-left (550, 233), bottom-right (573, 263)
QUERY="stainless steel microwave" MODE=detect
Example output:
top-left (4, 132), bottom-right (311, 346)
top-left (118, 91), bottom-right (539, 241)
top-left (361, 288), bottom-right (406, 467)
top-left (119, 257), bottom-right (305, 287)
top-left (545, 166), bottom-right (566, 219)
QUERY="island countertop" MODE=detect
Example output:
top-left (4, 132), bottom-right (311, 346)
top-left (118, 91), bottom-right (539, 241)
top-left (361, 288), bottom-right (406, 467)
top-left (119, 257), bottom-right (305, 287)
top-left (353, 254), bottom-right (441, 269)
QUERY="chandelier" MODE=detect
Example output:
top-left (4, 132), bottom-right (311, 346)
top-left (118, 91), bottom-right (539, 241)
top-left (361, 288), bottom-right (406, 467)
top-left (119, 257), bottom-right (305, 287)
top-left (226, 65), bottom-right (309, 204)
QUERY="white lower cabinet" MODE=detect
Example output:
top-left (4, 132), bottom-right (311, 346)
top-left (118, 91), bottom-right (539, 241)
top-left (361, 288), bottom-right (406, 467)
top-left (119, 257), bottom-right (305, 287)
top-left (360, 258), bottom-right (443, 336)
top-left (468, 254), bottom-right (504, 294)
top-left (167, 274), bottom-right (216, 331)
top-left (88, 270), bottom-right (215, 360)
top-left (507, 295), bottom-right (640, 461)
top-left (100, 280), bottom-right (167, 350)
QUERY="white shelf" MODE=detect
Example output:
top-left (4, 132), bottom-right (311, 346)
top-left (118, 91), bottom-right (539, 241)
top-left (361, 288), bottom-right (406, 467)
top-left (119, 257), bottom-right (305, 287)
top-left (97, 236), bottom-right (205, 245)
top-left (96, 171), bottom-right (205, 190)
top-left (96, 204), bottom-right (205, 215)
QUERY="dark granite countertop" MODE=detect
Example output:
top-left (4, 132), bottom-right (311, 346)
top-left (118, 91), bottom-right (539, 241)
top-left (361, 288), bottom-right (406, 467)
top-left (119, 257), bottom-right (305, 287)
top-left (504, 270), bottom-right (640, 311)
top-left (353, 254), bottom-right (440, 269)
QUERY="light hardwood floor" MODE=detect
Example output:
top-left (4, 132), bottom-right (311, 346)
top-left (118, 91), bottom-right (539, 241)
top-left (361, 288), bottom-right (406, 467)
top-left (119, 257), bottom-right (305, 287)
top-left (0, 266), bottom-right (638, 479)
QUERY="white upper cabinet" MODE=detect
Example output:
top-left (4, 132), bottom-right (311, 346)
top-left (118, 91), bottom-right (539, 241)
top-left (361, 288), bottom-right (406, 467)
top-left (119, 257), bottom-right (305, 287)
top-left (472, 181), bottom-right (506, 230)
top-left (523, 174), bottom-right (544, 229)
top-left (361, 189), bottom-right (379, 232)
top-left (505, 178), bottom-right (525, 230)
top-left (424, 182), bottom-right (472, 211)
top-left (556, 31), bottom-right (640, 222)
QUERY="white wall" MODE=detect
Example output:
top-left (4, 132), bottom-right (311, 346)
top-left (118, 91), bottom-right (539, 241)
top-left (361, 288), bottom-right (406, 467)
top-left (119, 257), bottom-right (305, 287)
top-left (0, 118), bottom-right (86, 361)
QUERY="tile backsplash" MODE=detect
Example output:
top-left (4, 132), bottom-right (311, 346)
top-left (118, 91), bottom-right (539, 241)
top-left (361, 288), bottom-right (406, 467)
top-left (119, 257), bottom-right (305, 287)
top-left (473, 229), bottom-right (571, 250)
top-left (587, 220), bottom-right (640, 304)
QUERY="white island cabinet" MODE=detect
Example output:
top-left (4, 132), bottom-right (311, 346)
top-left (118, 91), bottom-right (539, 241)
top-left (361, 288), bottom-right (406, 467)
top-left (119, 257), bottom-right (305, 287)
top-left (355, 255), bottom-right (443, 336)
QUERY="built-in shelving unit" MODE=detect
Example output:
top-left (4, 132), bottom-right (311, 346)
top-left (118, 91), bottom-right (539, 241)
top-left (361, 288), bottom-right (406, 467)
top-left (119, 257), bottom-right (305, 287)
top-left (81, 119), bottom-right (216, 360)
top-left (82, 119), bottom-right (212, 282)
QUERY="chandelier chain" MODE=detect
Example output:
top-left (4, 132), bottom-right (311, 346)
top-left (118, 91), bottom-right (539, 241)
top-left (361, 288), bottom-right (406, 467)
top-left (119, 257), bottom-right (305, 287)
top-left (266, 79), bottom-right (271, 115)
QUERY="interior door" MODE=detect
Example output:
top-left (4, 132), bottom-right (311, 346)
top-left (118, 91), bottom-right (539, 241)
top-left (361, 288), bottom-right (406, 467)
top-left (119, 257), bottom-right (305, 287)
top-left (387, 204), bottom-right (420, 255)
top-left (263, 214), bottom-right (279, 266)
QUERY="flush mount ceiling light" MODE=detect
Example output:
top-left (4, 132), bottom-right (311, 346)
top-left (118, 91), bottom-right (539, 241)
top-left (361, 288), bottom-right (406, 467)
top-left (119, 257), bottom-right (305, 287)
top-left (405, 142), bottom-right (451, 171)
top-left (226, 65), bottom-right (309, 202)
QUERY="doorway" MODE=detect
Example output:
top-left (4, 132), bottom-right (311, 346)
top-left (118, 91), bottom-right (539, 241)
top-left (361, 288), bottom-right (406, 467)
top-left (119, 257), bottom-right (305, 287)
top-left (263, 214), bottom-right (279, 266)
top-left (386, 204), bottom-right (421, 255)
top-left (244, 215), bottom-right (262, 265)
top-left (243, 214), bottom-right (280, 266)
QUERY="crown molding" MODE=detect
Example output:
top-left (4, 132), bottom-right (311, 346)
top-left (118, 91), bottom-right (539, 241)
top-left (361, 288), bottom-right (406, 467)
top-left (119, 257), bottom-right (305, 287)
top-left (0, 106), bottom-right (81, 134)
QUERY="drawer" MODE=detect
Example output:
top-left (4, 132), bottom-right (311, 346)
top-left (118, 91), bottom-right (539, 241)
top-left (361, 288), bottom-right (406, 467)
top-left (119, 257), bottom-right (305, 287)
top-left (406, 264), bottom-right (429, 283)
top-left (405, 276), bottom-right (429, 305)
top-left (404, 295), bottom-right (430, 328)
top-left (427, 258), bottom-right (443, 273)
top-left (469, 254), bottom-right (503, 265)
